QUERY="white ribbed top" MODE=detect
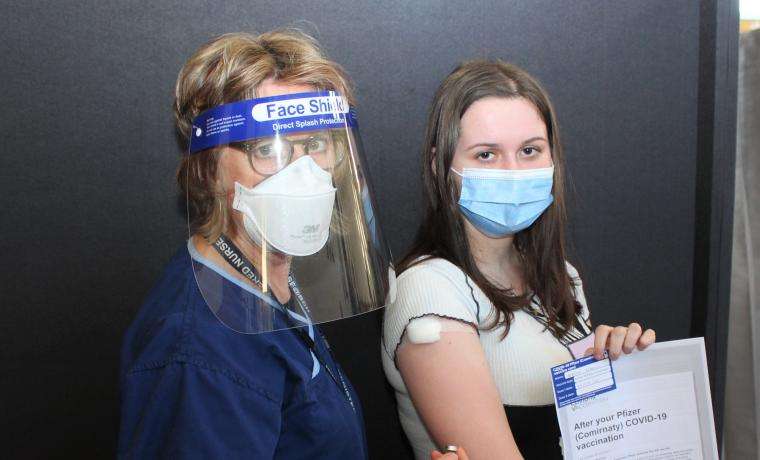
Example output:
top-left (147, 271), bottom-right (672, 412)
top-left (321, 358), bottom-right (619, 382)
top-left (381, 258), bottom-right (590, 459)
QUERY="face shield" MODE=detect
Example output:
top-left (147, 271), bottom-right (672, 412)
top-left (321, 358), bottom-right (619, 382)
top-left (187, 91), bottom-right (395, 334)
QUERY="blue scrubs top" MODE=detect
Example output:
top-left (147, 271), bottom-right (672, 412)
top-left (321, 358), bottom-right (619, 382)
top-left (118, 243), bottom-right (368, 459)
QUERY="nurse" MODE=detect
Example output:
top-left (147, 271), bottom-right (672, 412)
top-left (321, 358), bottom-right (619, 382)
top-left (118, 30), bottom-right (396, 458)
top-left (382, 60), bottom-right (656, 459)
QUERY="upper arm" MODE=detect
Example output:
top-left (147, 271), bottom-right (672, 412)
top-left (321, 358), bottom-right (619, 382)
top-left (119, 361), bottom-right (281, 459)
top-left (385, 262), bottom-right (523, 459)
top-left (383, 263), bottom-right (480, 357)
top-left (396, 321), bottom-right (523, 460)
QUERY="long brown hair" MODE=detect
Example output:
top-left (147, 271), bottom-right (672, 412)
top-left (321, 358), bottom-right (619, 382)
top-left (399, 59), bottom-right (581, 339)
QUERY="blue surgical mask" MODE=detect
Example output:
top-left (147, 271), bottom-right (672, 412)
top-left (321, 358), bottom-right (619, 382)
top-left (451, 166), bottom-right (554, 237)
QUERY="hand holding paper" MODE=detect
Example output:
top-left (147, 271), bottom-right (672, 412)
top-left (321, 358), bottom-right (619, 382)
top-left (586, 323), bottom-right (656, 360)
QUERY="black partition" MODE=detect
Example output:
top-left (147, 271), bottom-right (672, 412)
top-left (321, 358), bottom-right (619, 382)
top-left (0, 1), bottom-right (737, 457)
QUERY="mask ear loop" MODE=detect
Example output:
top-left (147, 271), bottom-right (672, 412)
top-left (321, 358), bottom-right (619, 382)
top-left (447, 165), bottom-right (465, 208)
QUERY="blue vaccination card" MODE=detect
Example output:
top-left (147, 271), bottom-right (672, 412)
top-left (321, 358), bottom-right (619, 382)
top-left (551, 355), bottom-right (617, 408)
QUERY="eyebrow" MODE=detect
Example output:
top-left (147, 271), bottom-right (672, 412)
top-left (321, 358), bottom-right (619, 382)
top-left (281, 131), bottom-right (330, 141)
top-left (465, 136), bottom-right (548, 151)
top-left (465, 142), bottom-right (500, 150)
top-left (521, 136), bottom-right (548, 145)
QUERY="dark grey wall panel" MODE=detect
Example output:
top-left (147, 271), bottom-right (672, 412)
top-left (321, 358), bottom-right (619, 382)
top-left (691, 0), bottom-right (739, 446)
top-left (0, 1), bottom-right (734, 457)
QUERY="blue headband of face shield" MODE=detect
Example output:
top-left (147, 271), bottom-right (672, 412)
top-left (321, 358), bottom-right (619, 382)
top-left (188, 91), bottom-right (357, 154)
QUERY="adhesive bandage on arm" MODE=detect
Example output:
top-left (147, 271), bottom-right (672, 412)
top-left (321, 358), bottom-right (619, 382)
top-left (401, 315), bottom-right (477, 346)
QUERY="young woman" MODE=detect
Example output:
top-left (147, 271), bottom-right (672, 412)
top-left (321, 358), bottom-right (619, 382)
top-left (382, 60), bottom-right (656, 459)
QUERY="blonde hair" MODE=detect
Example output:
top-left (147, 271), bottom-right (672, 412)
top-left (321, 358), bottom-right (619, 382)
top-left (175, 30), bottom-right (355, 239)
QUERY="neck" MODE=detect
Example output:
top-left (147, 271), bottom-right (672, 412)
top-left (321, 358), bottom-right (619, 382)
top-left (464, 220), bottom-right (523, 292)
top-left (193, 232), bottom-right (292, 303)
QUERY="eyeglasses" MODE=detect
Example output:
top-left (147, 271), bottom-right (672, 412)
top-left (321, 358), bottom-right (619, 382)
top-left (229, 132), bottom-right (343, 176)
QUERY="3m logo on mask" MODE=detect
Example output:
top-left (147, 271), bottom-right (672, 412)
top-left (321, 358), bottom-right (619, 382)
top-left (302, 224), bottom-right (321, 234)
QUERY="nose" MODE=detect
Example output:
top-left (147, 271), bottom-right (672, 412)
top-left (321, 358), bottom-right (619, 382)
top-left (291, 142), bottom-right (308, 161)
top-left (499, 153), bottom-right (520, 170)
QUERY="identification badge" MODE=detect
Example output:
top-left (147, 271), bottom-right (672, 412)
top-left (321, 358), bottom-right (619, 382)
top-left (566, 333), bottom-right (595, 359)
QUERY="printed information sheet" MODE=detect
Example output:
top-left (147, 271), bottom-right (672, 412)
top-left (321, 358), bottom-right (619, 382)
top-left (552, 338), bottom-right (719, 460)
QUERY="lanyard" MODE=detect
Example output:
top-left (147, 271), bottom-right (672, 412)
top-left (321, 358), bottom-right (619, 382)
top-left (524, 296), bottom-right (592, 345)
top-left (463, 274), bottom-right (591, 345)
top-left (212, 234), bottom-right (356, 412)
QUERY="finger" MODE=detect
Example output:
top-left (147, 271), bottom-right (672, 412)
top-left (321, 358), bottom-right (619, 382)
top-left (594, 325), bottom-right (613, 360)
top-left (583, 347), bottom-right (594, 357)
top-left (457, 447), bottom-right (470, 460)
top-left (431, 451), bottom-right (442, 460)
top-left (607, 326), bottom-right (628, 360)
top-left (637, 329), bottom-right (656, 349)
top-left (622, 323), bottom-right (642, 354)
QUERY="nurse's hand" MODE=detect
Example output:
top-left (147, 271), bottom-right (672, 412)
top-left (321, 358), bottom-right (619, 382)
top-left (586, 323), bottom-right (656, 361)
top-left (431, 446), bottom-right (470, 460)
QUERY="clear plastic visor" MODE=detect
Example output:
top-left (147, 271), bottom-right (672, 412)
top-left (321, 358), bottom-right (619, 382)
top-left (185, 92), bottom-right (394, 334)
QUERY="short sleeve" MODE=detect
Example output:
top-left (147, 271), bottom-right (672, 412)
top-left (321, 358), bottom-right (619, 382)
top-left (118, 361), bottom-right (281, 459)
top-left (383, 259), bottom-right (479, 360)
top-left (565, 261), bottom-right (591, 325)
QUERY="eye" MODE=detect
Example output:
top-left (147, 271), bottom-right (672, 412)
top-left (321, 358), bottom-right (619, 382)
top-left (255, 142), bottom-right (275, 158)
top-left (305, 136), bottom-right (328, 153)
top-left (476, 151), bottom-right (495, 161)
top-left (521, 146), bottom-right (541, 157)
top-left (254, 139), bottom-right (290, 159)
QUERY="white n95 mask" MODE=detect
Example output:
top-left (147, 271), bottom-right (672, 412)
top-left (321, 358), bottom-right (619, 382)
top-left (232, 155), bottom-right (337, 256)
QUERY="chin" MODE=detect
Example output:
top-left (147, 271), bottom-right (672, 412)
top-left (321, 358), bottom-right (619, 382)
top-left (266, 246), bottom-right (291, 264)
top-left (483, 231), bottom-right (516, 239)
